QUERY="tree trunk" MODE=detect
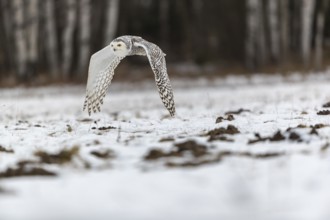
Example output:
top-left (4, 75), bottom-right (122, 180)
top-left (256, 0), bottom-right (267, 66)
top-left (0, 0), bottom-right (15, 73)
top-left (78, 0), bottom-right (91, 75)
top-left (62, 0), bottom-right (77, 78)
top-left (159, 0), bottom-right (169, 48)
top-left (280, 0), bottom-right (289, 63)
top-left (27, 0), bottom-right (39, 77)
top-left (246, 0), bottom-right (259, 69)
top-left (13, 0), bottom-right (28, 79)
top-left (44, 0), bottom-right (59, 78)
top-left (314, 0), bottom-right (329, 70)
top-left (104, 0), bottom-right (120, 45)
top-left (301, 0), bottom-right (316, 67)
top-left (268, 0), bottom-right (280, 62)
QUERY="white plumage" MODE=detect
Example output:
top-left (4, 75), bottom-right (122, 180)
top-left (83, 35), bottom-right (176, 116)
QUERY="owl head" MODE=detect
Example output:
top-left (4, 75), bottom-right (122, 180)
top-left (110, 40), bottom-right (129, 56)
top-left (110, 35), bottom-right (143, 56)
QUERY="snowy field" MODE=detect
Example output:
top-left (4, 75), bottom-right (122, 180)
top-left (1, 73), bottom-right (330, 220)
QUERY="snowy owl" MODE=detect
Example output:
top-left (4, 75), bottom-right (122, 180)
top-left (83, 35), bottom-right (176, 116)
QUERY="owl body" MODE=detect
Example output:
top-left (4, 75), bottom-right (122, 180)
top-left (83, 35), bottom-right (176, 117)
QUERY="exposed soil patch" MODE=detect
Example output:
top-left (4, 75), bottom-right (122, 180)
top-left (322, 102), bottom-right (330, 108)
top-left (144, 140), bottom-right (209, 160)
top-left (90, 149), bottom-right (115, 159)
top-left (317, 110), bottom-right (330, 115)
top-left (0, 160), bottom-right (56, 179)
top-left (145, 137), bottom-right (285, 168)
top-left (92, 126), bottom-right (116, 131)
top-left (159, 137), bottom-right (175, 142)
top-left (225, 108), bottom-right (251, 115)
top-left (35, 147), bottom-right (79, 165)
top-left (208, 135), bottom-right (234, 142)
top-left (0, 146), bottom-right (14, 153)
top-left (249, 131), bottom-right (287, 144)
top-left (216, 114), bottom-right (235, 123)
top-left (207, 125), bottom-right (240, 136)
top-left (206, 125), bottom-right (239, 142)
top-left (166, 157), bottom-right (220, 168)
top-left (287, 124), bottom-right (327, 136)
top-left (165, 150), bottom-right (285, 168)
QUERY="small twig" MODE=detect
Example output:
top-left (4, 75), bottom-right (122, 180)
top-left (116, 125), bottom-right (121, 143)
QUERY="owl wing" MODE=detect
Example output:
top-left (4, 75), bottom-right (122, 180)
top-left (134, 40), bottom-right (176, 116)
top-left (83, 45), bottom-right (124, 115)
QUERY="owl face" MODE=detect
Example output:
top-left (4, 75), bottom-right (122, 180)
top-left (110, 40), bottom-right (129, 57)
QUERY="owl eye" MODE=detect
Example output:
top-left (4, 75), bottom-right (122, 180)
top-left (117, 43), bottom-right (122, 47)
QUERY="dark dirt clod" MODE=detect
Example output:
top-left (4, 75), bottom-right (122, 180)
top-left (218, 151), bottom-right (285, 159)
top-left (225, 108), bottom-right (251, 115)
top-left (317, 110), bottom-right (330, 115)
top-left (310, 127), bottom-right (319, 135)
top-left (0, 146), bottom-right (14, 153)
top-left (0, 167), bottom-right (56, 178)
top-left (216, 114), bottom-right (235, 123)
top-left (165, 150), bottom-right (285, 168)
top-left (90, 149), bottom-right (114, 159)
top-left (144, 149), bottom-right (174, 160)
top-left (159, 137), bottom-right (175, 142)
top-left (313, 124), bottom-right (327, 129)
top-left (175, 140), bottom-right (209, 157)
top-left (208, 125), bottom-right (240, 136)
top-left (166, 157), bottom-right (221, 168)
top-left (248, 133), bottom-right (268, 144)
top-left (208, 135), bottom-right (234, 142)
top-left (249, 131), bottom-right (286, 144)
top-left (288, 132), bottom-right (301, 141)
top-left (35, 147), bottom-right (79, 165)
top-left (66, 124), bottom-right (73, 132)
top-left (269, 131), bottom-right (285, 141)
top-left (251, 152), bottom-right (285, 158)
top-left (216, 117), bottom-right (224, 123)
top-left (288, 124), bottom-right (327, 133)
top-left (145, 140), bottom-right (209, 161)
top-left (144, 149), bottom-right (181, 160)
top-left (322, 102), bottom-right (330, 108)
top-left (97, 126), bottom-right (116, 131)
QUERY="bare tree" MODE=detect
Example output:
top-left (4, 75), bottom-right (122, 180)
top-left (0, 0), bottom-right (15, 72)
top-left (62, 0), bottom-right (77, 78)
top-left (104, 0), bottom-right (120, 46)
top-left (315, 0), bottom-right (329, 70)
top-left (44, 0), bottom-right (59, 78)
top-left (78, 0), bottom-right (91, 75)
top-left (268, 0), bottom-right (280, 62)
top-left (246, 0), bottom-right (259, 69)
top-left (13, 0), bottom-right (28, 78)
top-left (279, 0), bottom-right (289, 63)
top-left (27, 0), bottom-right (39, 76)
top-left (159, 0), bottom-right (169, 48)
top-left (301, 0), bottom-right (316, 67)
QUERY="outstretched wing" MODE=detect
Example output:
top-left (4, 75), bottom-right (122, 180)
top-left (134, 40), bottom-right (176, 116)
top-left (83, 45), bottom-right (124, 115)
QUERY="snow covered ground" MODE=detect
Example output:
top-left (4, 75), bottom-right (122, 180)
top-left (1, 73), bottom-right (330, 220)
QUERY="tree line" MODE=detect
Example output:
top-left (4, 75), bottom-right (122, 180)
top-left (0, 0), bottom-right (329, 84)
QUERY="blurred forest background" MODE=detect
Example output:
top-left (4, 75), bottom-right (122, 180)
top-left (1, 0), bottom-right (330, 85)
